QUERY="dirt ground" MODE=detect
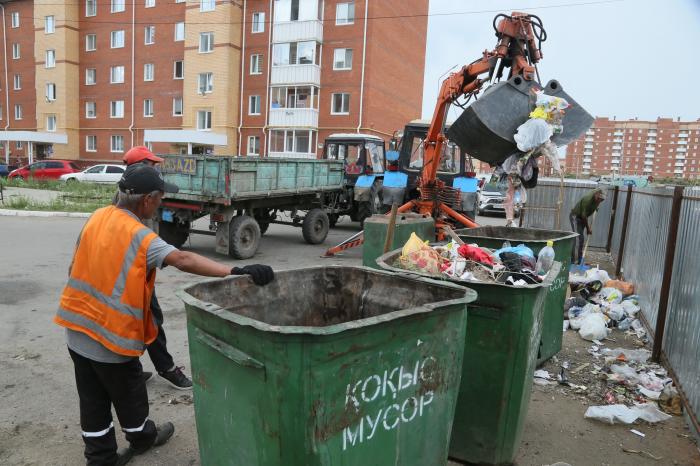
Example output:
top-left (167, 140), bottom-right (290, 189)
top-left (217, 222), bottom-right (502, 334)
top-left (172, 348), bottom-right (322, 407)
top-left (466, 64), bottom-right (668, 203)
top-left (1, 215), bottom-right (698, 465)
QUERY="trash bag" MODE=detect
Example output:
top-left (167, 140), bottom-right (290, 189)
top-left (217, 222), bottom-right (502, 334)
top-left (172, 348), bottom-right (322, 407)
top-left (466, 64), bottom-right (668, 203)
top-left (605, 304), bottom-right (625, 322)
top-left (585, 267), bottom-right (611, 284)
top-left (605, 279), bottom-right (635, 296)
top-left (514, 118), bottom-right (553, 152)
top-left (401, 232), bottom-right (426, 257)
top-left (538, 140), bottom-right (561, 175)
top-left (579, 312), bottom-right (609, 341)
top-left (534, 90), bottom-right (570, 113)
top-left (584, 404), bottom-right (672, 425)
top-left (621, 299), bottom-right (641, 317)
top-left (596, 287), bottom-right (623, 304)
top-left (493, 243), bottom-right (535, 258)
top-left (520, 157), bottom-right (539, 189)
top-left (458, 244), bottom-right (494, 265)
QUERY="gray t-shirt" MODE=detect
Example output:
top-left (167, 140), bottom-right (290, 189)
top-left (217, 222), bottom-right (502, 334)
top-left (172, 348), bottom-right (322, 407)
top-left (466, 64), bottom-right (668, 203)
top-left (66, 208), bottom-right (176, 363)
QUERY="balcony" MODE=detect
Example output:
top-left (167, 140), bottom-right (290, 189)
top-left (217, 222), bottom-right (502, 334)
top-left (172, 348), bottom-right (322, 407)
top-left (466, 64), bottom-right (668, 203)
top-left (273, 20), bottom-right (323, 44)
top-left (585, 129), bottom-right (594, 136)
top-left (613, 145), bottom-right (621, 150)
top-left (614, 131), bottom-right (624, 136)
top-left (679, 132), bottom-right (688, 138)
top-left (677, 146), bottom-right (687, 152)
top-left (646, 139), bottom-right (656, 144)
top-left (644, 161), bottom-right (653, 166)
top-left (269, 107), bottom-right (319, 128)
top-left (678, 139), bottom-right (688, 145)
top-left (271, 64), bottom-right (321, 85)
top-left (645, 146), bottom-right (655, 152)
top-left (675, 162), bottom-right (685, 168)
top-left (583, 157), bottom-right (592, 163)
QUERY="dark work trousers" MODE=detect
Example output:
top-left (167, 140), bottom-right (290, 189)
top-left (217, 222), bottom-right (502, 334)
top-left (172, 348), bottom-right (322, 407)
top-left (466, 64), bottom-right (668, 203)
top-left (69, 349), bottom-right (157, 466)
top-left (146, 291), bottom-right (175, 373)
top-left (570, 213), bottom-right (587, 264)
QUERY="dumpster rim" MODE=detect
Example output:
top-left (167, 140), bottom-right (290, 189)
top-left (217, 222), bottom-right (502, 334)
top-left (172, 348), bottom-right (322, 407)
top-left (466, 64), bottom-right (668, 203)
top-left (176, 265), bottom-right (477, 336)
top-left (376, 247), bottom-right (562, 290)
top-left (453, 226), bottom-right (579, 244)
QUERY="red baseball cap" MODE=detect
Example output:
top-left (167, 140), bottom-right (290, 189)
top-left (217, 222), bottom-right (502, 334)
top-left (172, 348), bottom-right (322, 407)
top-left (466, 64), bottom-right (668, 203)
top-left (123, 146), bottom-right (164, 165)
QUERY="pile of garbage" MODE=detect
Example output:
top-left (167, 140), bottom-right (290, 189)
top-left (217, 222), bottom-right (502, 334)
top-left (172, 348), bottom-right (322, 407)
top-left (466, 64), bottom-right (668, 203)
top-left (392, 233), bottom-right (554, 287)
top-left (565, 267), bottom-right (644, 342)
top-left (494, 91), bottom-right (569, 225)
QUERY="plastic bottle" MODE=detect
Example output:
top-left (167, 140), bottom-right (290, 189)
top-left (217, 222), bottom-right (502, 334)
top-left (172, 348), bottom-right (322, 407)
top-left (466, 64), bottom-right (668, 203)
top-left (536, 240), bottom-right (555, 275)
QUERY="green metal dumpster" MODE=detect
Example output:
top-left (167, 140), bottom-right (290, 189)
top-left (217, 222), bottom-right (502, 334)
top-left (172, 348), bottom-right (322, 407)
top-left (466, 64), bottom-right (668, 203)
top-left (376, 249), bottom-right (562, 465)
top-left (454, 226), bottom-right (577, 365)
top-left (362, 213), bottom-right (435, 270)
top-left (178, 266), bottom-right (476, 466)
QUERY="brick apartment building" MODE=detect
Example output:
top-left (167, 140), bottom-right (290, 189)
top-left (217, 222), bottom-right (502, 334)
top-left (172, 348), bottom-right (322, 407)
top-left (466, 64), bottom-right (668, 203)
top-left (0, 0), bottom-right (427, 165)
top-left (565, 117), bottom-right (700, 179)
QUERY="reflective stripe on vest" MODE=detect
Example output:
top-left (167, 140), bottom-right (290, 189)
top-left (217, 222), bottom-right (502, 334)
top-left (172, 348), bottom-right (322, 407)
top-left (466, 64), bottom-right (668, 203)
top-left (55, 206), bottom-right (158, 357)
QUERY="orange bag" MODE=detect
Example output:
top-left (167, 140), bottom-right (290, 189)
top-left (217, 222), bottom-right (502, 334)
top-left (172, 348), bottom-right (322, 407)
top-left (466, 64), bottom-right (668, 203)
top-left (605, 279), bottom-right (635, 296)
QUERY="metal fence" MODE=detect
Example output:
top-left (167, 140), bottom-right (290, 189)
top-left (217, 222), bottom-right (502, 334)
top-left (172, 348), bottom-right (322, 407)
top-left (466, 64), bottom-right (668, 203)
top-left (524, 181), bottom-right (700, 436)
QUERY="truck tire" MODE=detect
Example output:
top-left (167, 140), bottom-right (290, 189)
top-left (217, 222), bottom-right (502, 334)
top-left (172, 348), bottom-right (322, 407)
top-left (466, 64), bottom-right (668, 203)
top-left (158, 221), bottom-right (189, 249)
top-left (302, 209), bottom-right (330, 244)
top-left (356, 183), bottom-right (382, 227)
top-left (228, 215), bottom-right (261, 259)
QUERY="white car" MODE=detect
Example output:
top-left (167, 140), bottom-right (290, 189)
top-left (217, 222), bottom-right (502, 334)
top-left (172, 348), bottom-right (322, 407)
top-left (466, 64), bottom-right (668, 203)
top-left (60, 164), bottom-right (126, 184)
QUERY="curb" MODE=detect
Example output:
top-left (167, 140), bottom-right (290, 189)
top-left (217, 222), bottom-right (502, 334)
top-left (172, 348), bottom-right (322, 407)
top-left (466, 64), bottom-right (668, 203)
top-left (0, 209), bottom-right (91, 218)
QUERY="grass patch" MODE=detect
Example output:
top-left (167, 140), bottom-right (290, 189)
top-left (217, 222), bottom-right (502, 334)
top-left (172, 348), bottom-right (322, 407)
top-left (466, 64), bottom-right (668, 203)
top-left (0, 178), bottom-right (115, 213)
top-left (2, 177), bottom-right (117, 196)
top-left (1, 194), bottom-right (111, 213)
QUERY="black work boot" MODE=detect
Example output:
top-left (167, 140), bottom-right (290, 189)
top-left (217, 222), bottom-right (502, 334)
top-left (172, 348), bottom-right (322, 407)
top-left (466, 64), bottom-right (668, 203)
top-left (115, 423), bottom-right (175, 465)
top-left (158, 366), bottom-right (193, 390)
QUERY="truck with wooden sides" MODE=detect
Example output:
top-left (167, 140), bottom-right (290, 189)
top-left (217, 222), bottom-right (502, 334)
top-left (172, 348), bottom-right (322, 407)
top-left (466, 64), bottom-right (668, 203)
top-left (156, 155), bottom-right (345, 259)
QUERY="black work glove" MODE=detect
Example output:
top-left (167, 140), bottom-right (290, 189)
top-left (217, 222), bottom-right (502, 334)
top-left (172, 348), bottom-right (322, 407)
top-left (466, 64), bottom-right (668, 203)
top-left (231, 265), bottom-right (274, 286)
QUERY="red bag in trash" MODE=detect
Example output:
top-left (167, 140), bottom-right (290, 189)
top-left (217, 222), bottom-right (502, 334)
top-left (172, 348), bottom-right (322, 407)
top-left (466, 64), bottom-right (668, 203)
top-left (458, 244), bottom-right (494, 265)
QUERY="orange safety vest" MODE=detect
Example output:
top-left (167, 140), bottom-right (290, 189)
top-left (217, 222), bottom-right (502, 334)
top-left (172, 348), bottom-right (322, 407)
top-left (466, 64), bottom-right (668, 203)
top-left (55, 206), bottom-right (159, 357)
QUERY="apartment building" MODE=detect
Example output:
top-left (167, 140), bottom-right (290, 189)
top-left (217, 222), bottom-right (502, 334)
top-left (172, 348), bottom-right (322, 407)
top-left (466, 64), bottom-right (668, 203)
top-left (0, 0), bottom-right (427, 164)
top-left (565, 117), bottom-right (700, 179)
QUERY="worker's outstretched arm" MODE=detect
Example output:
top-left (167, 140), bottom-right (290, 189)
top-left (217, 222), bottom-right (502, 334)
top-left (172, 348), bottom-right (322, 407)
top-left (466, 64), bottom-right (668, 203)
top-left (164, 250), bottom-right (230, 277)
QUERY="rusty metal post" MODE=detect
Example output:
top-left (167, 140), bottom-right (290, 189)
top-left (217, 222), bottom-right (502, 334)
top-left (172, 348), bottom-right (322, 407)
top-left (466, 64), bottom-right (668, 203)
top-left (652, 186), bottom-right (684, 362)
top-left (614, 185), bottom-right (633, 278)
top-left (605, 186), bottom-right (620, 252)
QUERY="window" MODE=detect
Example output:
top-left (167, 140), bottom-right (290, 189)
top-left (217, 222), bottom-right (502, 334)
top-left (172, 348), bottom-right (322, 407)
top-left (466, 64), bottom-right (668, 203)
top-left (110, 65), bottom-right (125, 84)
top-left (86, 135), bottom-right (97, 152)
top-left (200, 0), bottom-right (215, 12)
top-left (272, 41), bottom-right (316, 66)
top-left (274, 0), bottom-right (321, 22)
top-left (107, 165), bottom-right (125, 174)
top-left (174, 22), bottom-right (185, 41)
top-left (46, 115), bottom-right (57, 132)
top-left (249, 95), bottom-right (261, 115)
top-left (269, 129), bottom-right (314, 154)
top-left (145, 141), bottom-right (153, 151)
top-left (45, 50), bottom-right (56, 68)
top-left (111, 0), bottom-right (125, 13)
top-left (15, 141), bottom-right (22, 150)
top-left (110, 100), bottom-right (124, 118)
top-left (86, 0), bottom-right (97, 16)
top-left (111, 30), bottom-right (125, 48)
top-left (45, 15), bottom-right (55, 33)
top-left (10, 12), bottom-right (19, 28)
top-left (247, 136), bottom-right (260, 155)
top-left (199, 32), bottom-right (214, 53)
top-left (13, 74), bottom-right (20, 90)
top-left (85, 34), bottom-right (96, 51)
top-left (46, 83), bottom-right (56, 101)
top-left (145, 0), bottom-right (155, 7)
top-left (143, 99), bottom-right (154, 117)
top-left (331, 92), bottom-right (350, 114)
top-left (111, 135), bottom-right (124, 152)
top-left (85, 68), bottom-right (96, 85)
top-left (198, 72), bottom-right (213, 93)
top-left (172, 97), bottom-right (183, 116)
top-left (252, 12), bottom-right (265, 33)
top-left (0, 105), bottom-right (3, 120)
top-left (85, 101), bottom-right (96, 118)
top-left (197, 110), bottom-right (212, 130)
top-left (173, 60), bottom-right (184, 79)
top-left (270, 86), bottom-right (319, 109)
top-left (144, 63), bottom-right (154, 81)
top-left (145, 26), bottom-right (155, 45)
top-left (333, 48), bottom-right (352, 70)
top-left (250, 54), bottom-right (263, 74)
top-left (12, 43), bottom-right (19, 59)
top-left (14, 104), bottom-right (22, 120)
top-left (336, 2), bottom-right (355, 25)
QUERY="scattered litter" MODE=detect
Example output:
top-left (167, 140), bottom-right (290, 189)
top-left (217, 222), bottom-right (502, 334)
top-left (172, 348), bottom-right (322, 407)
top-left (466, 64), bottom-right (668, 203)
top-left (638, 386), bottom-right (661, 401)
top-left (168, 395), bottom-right (193, 405)
top-left (571, 363), bottom-right (590, 374)
top-left (630, 429), bottom-right (646, 438)
top-left (584, 404), bottom-right (672, 424)
top-left (658, 384), bottom-right (683, 415)
top-left (579, 313), bottom-right (609, 341)
top-left (563, 320), bottom-right (570, 331)
top-left (534, 369), bottom-right (552, 380)
top-left (12, 352), bottom-right (40, 361)
top-left (601, 348), bottom-right (651, 363)
top-left (621, 447), bottom-right (662, 461)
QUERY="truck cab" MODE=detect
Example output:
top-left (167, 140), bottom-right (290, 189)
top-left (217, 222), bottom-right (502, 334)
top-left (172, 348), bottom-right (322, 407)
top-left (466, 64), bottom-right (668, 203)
top-left (387, 120), bottom-right (480, 218)
top-left (323, 133), bottom-right (386, 224)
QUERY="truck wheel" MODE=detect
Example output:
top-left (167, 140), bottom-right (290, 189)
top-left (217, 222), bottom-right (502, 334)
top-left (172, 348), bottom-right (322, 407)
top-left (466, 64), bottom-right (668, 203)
top-left (356, 183), bottom-right (382, 227)
top-left (302, 209), bottom-right (329, 244)
top-left (159, 221), bottom-right (189, 249)
top-left (228, 215), bottom-right (261, 259)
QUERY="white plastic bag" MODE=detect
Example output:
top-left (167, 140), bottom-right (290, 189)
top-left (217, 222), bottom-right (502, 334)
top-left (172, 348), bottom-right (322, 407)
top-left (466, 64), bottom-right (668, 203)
top-left (584, 404), bottom-right (671, 425)
top-left (538, 140), bottom-right (561, 174)
top-left (585, 266), bottom-right (611, 284)
top-left (597, 287), bottom-right (623, 304)
top-left (602, 348), bottom-right (651, 363)
top-left (535, 90), bottom-right (570, 112)
top-left (621, 300), bottom-right (640, 317)
top-left (578, 313), bottom-right (609, 341)
top-left (605, 304), bottom-right (625, 322)
top-left (514, 118), bottom-right (553, 152)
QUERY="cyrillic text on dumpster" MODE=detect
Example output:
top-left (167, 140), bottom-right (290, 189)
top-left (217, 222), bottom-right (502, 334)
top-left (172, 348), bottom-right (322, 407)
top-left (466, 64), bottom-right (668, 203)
top-left (342, 356), bottom-right (436, 450)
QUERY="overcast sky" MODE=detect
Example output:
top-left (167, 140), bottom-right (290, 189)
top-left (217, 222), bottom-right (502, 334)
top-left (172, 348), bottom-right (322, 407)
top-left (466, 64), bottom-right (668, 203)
top-left (422, 0), bottom-right (700, 123)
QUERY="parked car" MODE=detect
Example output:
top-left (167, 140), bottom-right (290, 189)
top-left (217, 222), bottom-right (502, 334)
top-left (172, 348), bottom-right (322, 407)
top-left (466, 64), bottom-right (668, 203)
top-left (60, 164), bottom-right (126, 184)
top-left (8, 160), bottom-right (80, 180)
top-left (478, 185), bottom-right (522, 217)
